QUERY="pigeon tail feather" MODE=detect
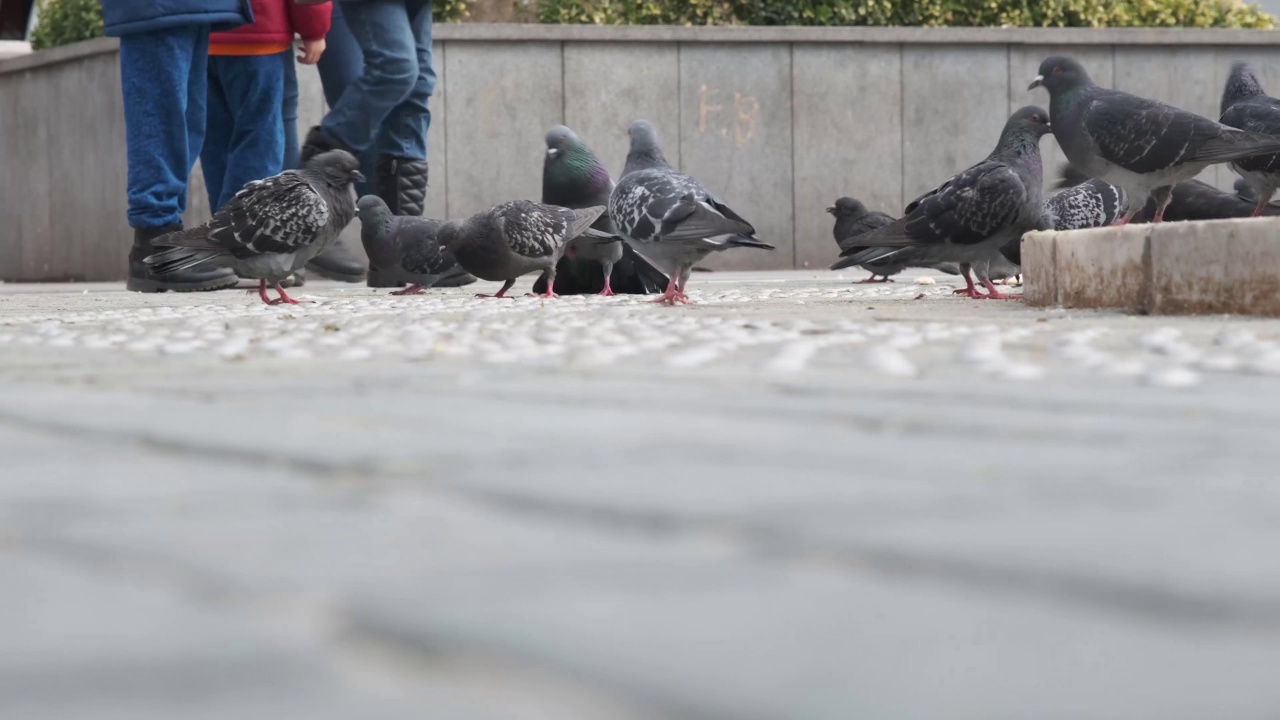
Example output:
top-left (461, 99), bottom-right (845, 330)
top-left (1188, 130), bottom-right (1280, 164)
top-left (659, 193), bottom-right (755, 241)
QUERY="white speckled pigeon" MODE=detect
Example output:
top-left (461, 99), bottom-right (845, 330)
top-left (609, 120), bottom-right (774, 304)
top-left (1220, 61), bottom-right (1280, 216)
top-left (834, 106), bottom-right (1051, 300)
top-left (1030, 55), bottom-right (1280, 225)
top-left (435, 201), bottom-right (604, 299)
top-left (145, 150), bottom-right (362, 305)
top-left (536, 125), bottom-right (668, 296)
top-left (1044, 178), bottom-right (1127, 231)
top-left (356, 195), bottom-right (472, 296)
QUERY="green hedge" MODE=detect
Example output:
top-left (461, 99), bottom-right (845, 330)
top-left (28, 0), bottom-right (472, 51)
top-left (535, 0), bottom-right (1276, 28)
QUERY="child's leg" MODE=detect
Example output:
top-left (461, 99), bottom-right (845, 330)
top-left (200, 57), bottom-right (234, 212)
top-left (214, 52), bottom-right (286, 210)
top-left (118, 25), bottom-right (209, 229)
top-left (282, 53), bottom-right (300, 170)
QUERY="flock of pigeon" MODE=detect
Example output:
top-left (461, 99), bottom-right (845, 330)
top-left (145, 55), bottom-right (1280, 306)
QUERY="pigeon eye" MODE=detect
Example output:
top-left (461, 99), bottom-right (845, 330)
top-left (1052, 66), bottom-right (1063, 75)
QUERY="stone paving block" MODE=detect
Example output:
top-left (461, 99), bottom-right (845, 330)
top-left (444, 42), bottom-right (562, 218)
top-left (792, 44), bottom-right (901, 270)
top-left (678, 43), bottom-right (793, 270)
top-left (1020, 230), bottom-right (1057, 306)
top-left (1055, 225), bottom-right (1150, 311)
top-left (564, 42), bottom-right (681, 181)
top-left (901, 45), bottom-right (1009, 203)
top-left (1149, 219), bottom-right (1280, 316)
top-left (1009, 45), bottom-right (1114, 192)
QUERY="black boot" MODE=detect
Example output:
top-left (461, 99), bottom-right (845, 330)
top-left (305, 241), bottom-right (367, 282)
top-left (299, 125), bottom-right (353, 165)
top-left (367, 156), bottom-right (430, 288)
top-left (127, 225), bottom-right (237, 293)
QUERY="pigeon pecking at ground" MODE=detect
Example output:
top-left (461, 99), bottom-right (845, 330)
top-left (827, 197), bottom-right (902, 282)
top-left (435, 201), bottom-right (604, 299)
top-left (534, 125), bottom-right (668, 296)
top-left (609, 119), bottom-right (774, 304)
top-left (356, 195), bottom-right (473, 296)
top-left (832, 106), bottom-right (1051, 300)
top-left (1219, 61), bottom-right (1280, 216)
top-left (145, 150), bottom-right (363, 305)
top-left (1030, 55), bottom-right (1280, 225)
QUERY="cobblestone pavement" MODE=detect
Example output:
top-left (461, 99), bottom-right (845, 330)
top-left (3, 270), bottom-right (1280, 719)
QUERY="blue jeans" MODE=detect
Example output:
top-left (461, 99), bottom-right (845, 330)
top-left (320, 0), bottom-right (435, 161)
top-left (283, 53), bottom-right (299, 170)
top-left (315, 2), bottom-right (373, 192)
top-left (201, 52), bottom-right (287, 211)
top-left (118, 25), bottom-right (209, 229)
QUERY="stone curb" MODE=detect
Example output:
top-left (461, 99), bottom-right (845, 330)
top-left (1023, 218), bottom-right (1280, 316)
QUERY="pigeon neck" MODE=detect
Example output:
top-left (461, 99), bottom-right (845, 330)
top-left (623, 148), bottom-right (670, 175)
top-left (993, 130), bottom-right (1043, 177)
top-left (1049, 82), bottom-right (1091, 116)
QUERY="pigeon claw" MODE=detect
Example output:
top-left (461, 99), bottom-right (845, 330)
top-left (390, 284), bottom-right (426, 296)
top-left (856, 275), bottom-right (893, 284)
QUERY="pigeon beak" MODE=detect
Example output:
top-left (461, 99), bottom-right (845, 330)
top-left (1028, 75), bottom-right (1044, 91)
top-left (352, 171), bottom-right (366, 182)
top-left (547, 148), bottom-right (558, 157)
top-left (825, 207), bottom-right (835, 214)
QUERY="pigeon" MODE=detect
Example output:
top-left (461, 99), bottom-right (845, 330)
top-left (609, 119), bottom-right (774, 304)
top-left (832, 106), bottom-right (1051, 300)
top-left (1053, 162), bottom-right (1272, 221)
top-left (356, 195), bottom-right (472, 296)
top-left (827, 197), bottom-right (901, 282)
top-left (534, 125), bottom-right (668, 296)
top-left (145, 150), bottom-right (363, 305)
top-left (1043, 178), bottom-right (1127, 230)
top-left (435, 200), bottom-right (604, 299)
top-left (1219, 61), bottom-right (1280, 216)
top-left (1030, 55), bottom-right (1280, 224)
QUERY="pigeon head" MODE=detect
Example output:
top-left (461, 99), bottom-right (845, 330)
top-left (306, 149), bottom-right (365, 188)
top-left (827, 197), bottom-right (867, 218)
top-left (623, 119), bottom-right (671, 174)
top-left (356, 194), bottom-right (393, 230)
top-left (1029, 56), bottom-right (1093, 96)
top-left (1007, 105), bottom-right (1052, 138)
top-left (543, 124), bottom-right (610, 193)
top-left (435, 220), bottom-right (464, 251)
top-left (1235, 177), bottom-right (1258, 203)
top-left (544, 125), bottom-right (585, 159)
top-left (1222, 61), bottom-right (1265, 114)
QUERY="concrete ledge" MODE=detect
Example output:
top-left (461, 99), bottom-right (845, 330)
top-left (1024, 218), bottom-right (1280, 316)
top-left (0, 37), bottom-right (118, 76)
top-left (432, 24), bottom-right (1280, 45)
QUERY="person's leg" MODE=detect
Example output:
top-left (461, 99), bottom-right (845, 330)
top-left (120, 25), bottom-right (203, 229)
top-left (282, 52), bottom-right (300, 170)
top-left (119, 25), bottom-right (236, 292)
top-left (315, 1), bottom-right (417, 156)
top-left (200, 57), bottom-right (233, 211)
top-left (214, 53), bottom-right (286, 209)
top-left (315, 1), bottom-right (363, 108)
top-left (369, 0), bottom-right (433, 219)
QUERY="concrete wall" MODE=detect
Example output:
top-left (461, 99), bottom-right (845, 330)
top-left (4, 26), bottom-right (1280, 281)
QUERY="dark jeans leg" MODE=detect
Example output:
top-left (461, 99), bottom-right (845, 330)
top-left (320, 0), bottom-right (417, 154)
top-left (315, 1), bottom-right (363, 109)
top-left (118, 25), bottom-right (210, 229)
top-left (282, 52), bottom-right (300, 170)
top-left (206, 53), bottom-right (286, 211)
top-left (201, 57), bottom-right (233, 211)
top-left (374, 0), bottom-right (433, 161)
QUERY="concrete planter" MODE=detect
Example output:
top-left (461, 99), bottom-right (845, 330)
top-left (4, 26), bottom-right (1280, 281)
top-left (1024, 218), bottom-right (1280, 317)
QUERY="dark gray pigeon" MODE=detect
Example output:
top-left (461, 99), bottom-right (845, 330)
top-left (436, 201), bottom-right (604, 298)
top-left (833, 106), bottom-right (1051, 300)
top-left (609, 120), bottom-right (774, 304)
top-left (1030, 55), bottom-right (1280, 224)
top-left (145, 150), bottom-right (363, 305)
top-left (827, 197), bottom-right (902, 282)
top-left (356, 195), bottom-right (473, 296)
top-left (1220, 61), bottom-right (1280, 216)
top-left (534, 125), bottom-right (668, 296)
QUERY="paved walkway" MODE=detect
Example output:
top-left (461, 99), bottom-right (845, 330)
top-left (3, 271), bottom-right (1280, 719)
